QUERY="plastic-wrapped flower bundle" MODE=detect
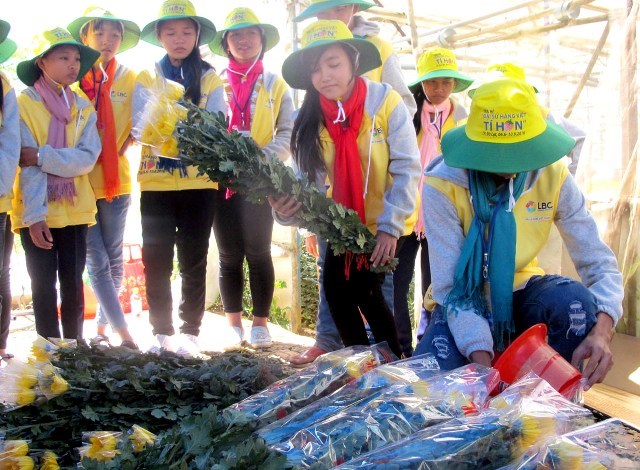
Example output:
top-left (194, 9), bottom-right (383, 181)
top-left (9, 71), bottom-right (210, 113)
top-left (28, 336), bottom-right (59, 365)
top-left (132, 79), bottom-right (187, 158)
top-left (0, 361), bottom-right (40, 409)
top-left (258, 353), bottom-right (441, 447)
top-left (38, 451), bottom-right (60, 470)
top-left (0, 439), bottom-right (35, 469)
top-left (336, 374), bottom-right (594, 469)
top-left (507, 417), bottom-right (640, 469)
top-left (77, 431), bottom-right (121, 463)
top-left (128, 425), bottom-right (157, 453)
top-left (37, 364), bottom-right (69, 400)
top-left (272, 363), bottom-right (499, 467)
top-left (222, 344), bottom-right (396, 427)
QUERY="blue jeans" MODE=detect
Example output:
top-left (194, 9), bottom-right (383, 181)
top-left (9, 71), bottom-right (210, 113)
top-left (414, 275), bottom-right (599, 370)
top-left (314, 238), bottom-right (394, 352)
top-left (86, 195), bottom-right (130, 331)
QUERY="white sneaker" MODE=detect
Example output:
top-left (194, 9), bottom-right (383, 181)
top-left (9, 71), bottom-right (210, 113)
top-left (250, 326), bottom-right (272, 349)
top-left (154, 334), bottom-right (176, 352)
top-left (223, 326), bottom-right (245, 351)
top-left (178, 334), bottom-right (200, 356)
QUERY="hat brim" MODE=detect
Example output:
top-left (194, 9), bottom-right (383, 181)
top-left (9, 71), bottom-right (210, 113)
top-left (17, 41), bottom-right (100, 87)
top-left (209, 23), bottom-right (279, 56)
top-left (68, 16), bottom-right (141, 54)
top-left (282, 38), bottom-right (381, 90)
top-left (141, 16), bottom-right (216, 47)
top-left (409, 69), bottom-right (475, 94)
top-left (441, 120), bottom-right (576, 174)
top-left (0, 38), bottom-right (16, 64)
top-left (294, 0), bottom-right (375, 22)
top-left (0, 20), bottom-right (9, 44)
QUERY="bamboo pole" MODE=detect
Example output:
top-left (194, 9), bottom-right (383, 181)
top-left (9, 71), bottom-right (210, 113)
top-left (406, 0), bottom-right (420, 62)
top-left (564, 21), bottom-right (610, 118)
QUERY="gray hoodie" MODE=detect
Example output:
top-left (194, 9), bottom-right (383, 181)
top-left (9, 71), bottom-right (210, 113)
top-left (423, 156), bottom-right (623, 359)
top-left (275, 79), bottom-right (420, 240)
top-left (351, 15), bottom-right (417, 117)
top-left (0, 84), bottom-right (20, 203)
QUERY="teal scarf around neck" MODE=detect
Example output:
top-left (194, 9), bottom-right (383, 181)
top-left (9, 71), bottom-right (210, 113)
top-left (443, 170), bottom-right (527, 351)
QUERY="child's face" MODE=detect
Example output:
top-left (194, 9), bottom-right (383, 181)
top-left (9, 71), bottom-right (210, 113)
top-left (38, 45), bottom-right (81, 86)
top-left (310, 44), bottom-right (355, 101)
top-left (422, 78), bottom-right (455, 105)
top-left (316, 5), bottom-right (357, 28)
top-left (82, 21), bottom-right (123, 65)
top-left (158, 19), bottom-right (198, 62)
top-left (226, 26), bottom-right (262, 63)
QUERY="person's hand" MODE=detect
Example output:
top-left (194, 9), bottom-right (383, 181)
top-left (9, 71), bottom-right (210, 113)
top-left (304, 234), bottom-right (319, 258)
top-left (267, 194), bottom-right (302, 218)
top-left (469, 350), bottom-right (492, 367)
top-left (370, 231), bottom-right (397, 268)
top-left (29, 221), bottom-right (53, 249)
top-left (20, 147), bottom-right (38, 167)
top-left (571, 312), bottom-right (614, 391)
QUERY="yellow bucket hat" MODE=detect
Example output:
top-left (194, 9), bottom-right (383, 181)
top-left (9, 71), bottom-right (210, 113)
top-left (468, 62), bottom-right (539, 97)
top-left (17, 27), bottom-right (100, 87)
top-left (141, 0), bottom-right (216, 47)
top-left (68, 6), bottom-right (141, 54)
top-left (442, 78), bottom-right (575, 173)
top-left (209, 7), bottom-right (279, 56)
top-left (409, 48), bottom-right (474, 94)
top-left (282, 20), bottom-right (381, 90)
top-left (294, 0), bottom-right (375, 22)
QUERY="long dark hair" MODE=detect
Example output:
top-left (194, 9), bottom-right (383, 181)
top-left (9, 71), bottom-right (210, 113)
top-left (412, 87), bottom-right (425, 134)
top-left (182, 45), bottom-right (212, 105)
top-left (0, 78), bottom-right (3, 110)
top-left (291, 43), bottom-right (359, 181)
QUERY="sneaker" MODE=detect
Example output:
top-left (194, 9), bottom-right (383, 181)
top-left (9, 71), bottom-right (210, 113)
top-left (223, 326), bottom-right (245, 351)
top-left (249, 326), bottom-right (272, 349)
top-left (178, 334), bottom-right (200, 356)
top-left (289, 346), bottom-right (327, 368)
top-left (155, 334), bottom-right (176, 352)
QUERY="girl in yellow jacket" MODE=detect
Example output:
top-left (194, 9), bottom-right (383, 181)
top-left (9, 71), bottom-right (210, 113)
top-left (0, 24), bottom-right (19, 361)
top-left (270, 21), bottom-right (421, 358)
top-left (69, 7), bottom-right (140, 349)
top-left (208, 7), bottom-right (294, 350)
top-left (14, 28), bottom-right (101, 340)
top-left (395, 48), bottom-right (474, 355)
top-left (134, 0), bottom-right (225, 354)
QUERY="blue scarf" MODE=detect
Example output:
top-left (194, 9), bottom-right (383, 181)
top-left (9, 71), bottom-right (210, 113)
top-left (443, 171), bottom-right (527, 350)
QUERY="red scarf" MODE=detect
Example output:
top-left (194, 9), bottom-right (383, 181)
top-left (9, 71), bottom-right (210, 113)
top-left (320, 77), bottom-right (367, 224)
top-left (80, 58), bottom-right (120, 201)
top-left (227, 57), bottom-right (264, 132)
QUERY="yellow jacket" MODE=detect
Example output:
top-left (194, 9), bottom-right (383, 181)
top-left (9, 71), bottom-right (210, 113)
top-left (13, 88), bottom-right (101, 230)
top-left (133, 65), bottom-right (226, 191)
top-left (0, 73), bottom-right (20, 213)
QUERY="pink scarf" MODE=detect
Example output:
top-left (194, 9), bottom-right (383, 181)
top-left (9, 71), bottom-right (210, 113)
top-left (414, 98), bottom-right (452, 238)
top-left (33, 76), bottom-right (77, 204)
top-left (227, 57), bottom-right (264, 132)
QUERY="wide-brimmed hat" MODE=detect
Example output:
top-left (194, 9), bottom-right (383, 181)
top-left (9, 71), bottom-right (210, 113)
top-left (441, 78), bottom-right (575, 174)
top-left (141, 0), bottom-right (216, 47)
top-left (282, 20), bottom-right (381, 90)
top-left (294, 0), bottom-right (375, 22)
top-left (68, 6), bottom-right (141, 54)
top-left (209, 7), bottom-right (279, 56)
top-left (0, 38), bottom-right (16, 64)
top-left (409, 48), bottom-right (474, 94)
top-left (17, 27), bottom-right (100, 87)
top-left (0, 19), bottom-right (10, 44)
top-left (468, 62), bottom-right (539, 97)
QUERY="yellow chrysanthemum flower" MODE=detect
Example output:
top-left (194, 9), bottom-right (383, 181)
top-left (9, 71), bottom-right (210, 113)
top-left (516, 415), bottom-right (556, 455)
top-left (83, 432), bottom-right (119, 462)
top-left (16, 388), bottom-right (36, 406)
top-left (165, 82), bottom-right (185, 101)
top-left (0, 455), bottom-right (35, 470)
top-left (159, 138), bottom-right (179, 158)
top-left (50, 375), bottom-right (69, 395)
top-left (39, 452), bottom-right (59, 470)
top-left (129, 425), bottom-right (157, 453)
top-left (174, 105), bottom-right (188, 121)
top-left (30, 345), bottom-right (49, 363)
top-left (2, 440), bottom-right (29, 457)
top-left (156, 115), bottom-right (177, 137)
top-left (16, 374), bottom-right (38, 389)
top-left (141, 126), bottom-right (162, 147)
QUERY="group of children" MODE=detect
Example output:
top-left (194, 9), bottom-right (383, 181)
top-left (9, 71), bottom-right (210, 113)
top-left (0, 0), bottom-right (623, 390)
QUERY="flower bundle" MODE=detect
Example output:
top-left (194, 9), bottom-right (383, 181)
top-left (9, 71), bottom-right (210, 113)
top-left (77, 431), bottom-right (121, 463)
top-left (128, 425), bottom-right (157, 453)
top-left (0, 440), bottom-right (35, 469)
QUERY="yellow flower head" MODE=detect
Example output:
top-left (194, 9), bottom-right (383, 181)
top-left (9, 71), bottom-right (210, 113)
top-left (83, 432), bottom-right (119, 462)
top-left (0, 455), bottom-right (35, 470)
top-left (174, 105), bottom-right (188, 121)
top-left (50, 375), bottom-right (69, 395)
top-left (165, 81), bottom-right (185, 101)
top-left (141, 126), bottom-right (163, 147)
top-left (159, 137), bottom-right (179, 158)
top-left (516, 415), bottom-right (557, 455)
top-left (129, 425), bottom-right (157, 453)
top-left (16, 374), bottom-right (38, 389)
top-left (155, 114), bottom-right (177, 137)
top-left (2, 440), bottom-right (29, 457)
top-left (39, 452), bottom-right (59, 470)
top-left (16, 388), bottom-right (36, 406)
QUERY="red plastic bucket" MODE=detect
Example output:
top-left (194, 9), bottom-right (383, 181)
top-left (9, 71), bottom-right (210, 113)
top-left (493, 323), bottom-right (582, 398)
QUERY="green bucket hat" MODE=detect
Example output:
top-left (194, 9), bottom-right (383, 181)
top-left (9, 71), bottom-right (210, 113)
top-left (294, 0), bottom-right (375, 22)
top-left (141, 0), bottom-right (216, 47)
top-left (282, 20), bottom-right (381, 90)
top-left (17, 27), bottom-right (100, 87)
top-left (441, 78), bottom-right (575, 174)
top-left (0, 19), bottom-right (10, 44)
top-left (0, 38), bottom-right (16, 64)
top-left (209, 7), bottom-right (279, 56)
top-left (68, 6), bottom-right (141, 54)
top-left (409, 48), bottom-right (474, 94)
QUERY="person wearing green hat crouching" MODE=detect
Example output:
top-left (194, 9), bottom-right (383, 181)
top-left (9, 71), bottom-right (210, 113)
top-left (68, 6), bottom-right (141, 350)
top-left (269, 20), bottom-right (421, 359)
top-left (209, 7), bottom-right (294, 350)
top-left (14, 27), bottom-right (102, 341)
top-left (414, 78), bottom-right (623, 391)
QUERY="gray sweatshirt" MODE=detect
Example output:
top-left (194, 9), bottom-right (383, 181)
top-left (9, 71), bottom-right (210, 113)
top-left (423, 156), bottom-right (624, 359)
top-left (275, 79), bottom-right (421, 240)
top-left (0, 83), bottom-right (20, 202)
top-left (351, 15), bottom-right (417, 117)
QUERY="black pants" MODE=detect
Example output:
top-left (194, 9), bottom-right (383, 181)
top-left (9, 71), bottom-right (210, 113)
top-left (20, 224), bottom-right (87, 340)
top-left (323, 245), bottom-right (402, 358)
top-left (141, 189), bottom-right (215, 336)
top-left (0, 214), bottom-right (13, 349)
top-left (212, 191), bottom-right (274, 317)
